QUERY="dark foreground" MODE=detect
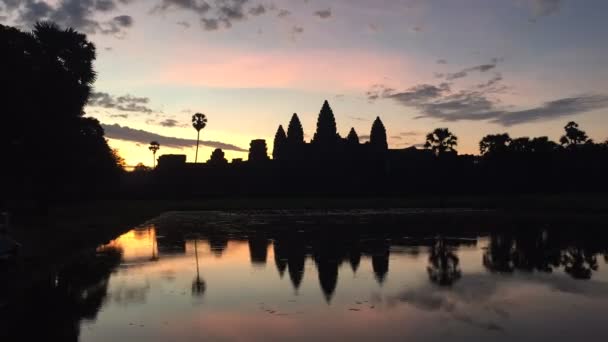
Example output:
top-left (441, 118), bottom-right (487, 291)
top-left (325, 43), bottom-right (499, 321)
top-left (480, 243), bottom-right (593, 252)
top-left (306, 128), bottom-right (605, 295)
top-left (2, 206), bottom-right (608, 341)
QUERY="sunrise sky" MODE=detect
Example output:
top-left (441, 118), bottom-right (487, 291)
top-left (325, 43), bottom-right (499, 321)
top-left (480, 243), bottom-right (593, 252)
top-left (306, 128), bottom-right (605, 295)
top-left (2, 0), bottom-right (607, 166)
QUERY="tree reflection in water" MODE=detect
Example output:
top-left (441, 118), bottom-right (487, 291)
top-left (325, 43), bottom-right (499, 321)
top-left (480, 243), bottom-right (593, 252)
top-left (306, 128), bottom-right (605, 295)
top-left (191, 238), bottom-right (206, 297)
top-left (483, 228), bottom-right (607, 280)
top-left (427, 237), bottom-right (462, 287)
top-left (5, 220), bottom-right (608, 341)
top-left (0, 246), bottom-right (123, 341)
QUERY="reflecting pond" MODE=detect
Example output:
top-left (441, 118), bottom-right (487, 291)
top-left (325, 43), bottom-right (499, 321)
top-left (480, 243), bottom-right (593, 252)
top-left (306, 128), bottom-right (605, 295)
top-left (3, 210), bottom-right (608, 341)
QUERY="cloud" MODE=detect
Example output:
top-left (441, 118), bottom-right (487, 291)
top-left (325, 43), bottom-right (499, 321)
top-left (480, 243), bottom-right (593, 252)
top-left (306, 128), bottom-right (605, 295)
top-left (398, 131), bottom-right (423, 137)
top-left (380, 84), bottom-right (608, 126)
top-left (155, 0), bottom-right (211, 14)
top-left (494, 95), bottom-right (608, 126)
top-left (88, 92), bottom-right (154, 113)
top-left (158, 118), bottom-right (182, 127)
top-left (109, 113), bottom-right (129, 118)
top-left (248, 4), bottom-right (264, 16)
top-left (102, 123), bottom-right (247, 152)
top-left (289, 25), bottom-right (304, 40)
top-left (377, 83), bottom-right (451, 104)
top-left (529, 0), bottom-right (561, 17)
top-left (348, 115), bottom-right (367, 121)
top-left (176, 20), bottom-right (190, 28)
top-left (154, 0), bottom-right (267, 31)
top-left (314, 8), bottom-right (331, 19)
top-left (0, 0), bottom-right (136, 36)
top-left (277, 9), bottom-right (290, 18)
top-left (370, 59), bottom-right (608, 126)
top-left (436, 59), bottom-right (448, 65)
top-left (444, 63), bottom-right (498, 81)
top-left (100, 15), bottom-right (133, 36)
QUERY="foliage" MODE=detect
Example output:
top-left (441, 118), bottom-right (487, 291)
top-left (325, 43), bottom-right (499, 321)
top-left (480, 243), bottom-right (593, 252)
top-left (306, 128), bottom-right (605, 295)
top-left (192, 113), bottom-right (207, 132)
top-left (479, 133), bottom-right (511, 156)
top-left (192, 113), bottom-right (208, 163)
top-left (560, 121), bottom-right (590, 148)
top-left (133, 163), bottom-right (151, 173)
top-left (0, 22), bottom-right (123, 199)
top-left (424, 128), bottom-right (458, 156)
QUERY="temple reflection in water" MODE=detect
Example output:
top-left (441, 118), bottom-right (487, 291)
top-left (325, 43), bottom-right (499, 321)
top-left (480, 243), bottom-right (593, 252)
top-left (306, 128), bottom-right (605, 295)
top-left (99, 222), bottom-right (608, 303)
top-left (3, 214), bottom-right (608, 342)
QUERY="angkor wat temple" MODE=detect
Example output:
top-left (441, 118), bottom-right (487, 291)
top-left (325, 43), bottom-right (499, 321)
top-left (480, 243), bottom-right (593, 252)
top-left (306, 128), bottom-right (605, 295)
top-left (158, 100), bottom-right (434, 167)
top-left (140, 100), bottom-right (605, 197)
top-left (147, 100), bottom-right (457, 196)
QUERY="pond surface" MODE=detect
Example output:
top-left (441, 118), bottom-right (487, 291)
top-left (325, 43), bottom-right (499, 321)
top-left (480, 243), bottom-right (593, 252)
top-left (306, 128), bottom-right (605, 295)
top-left (3, 210), bottom-right (608, 341)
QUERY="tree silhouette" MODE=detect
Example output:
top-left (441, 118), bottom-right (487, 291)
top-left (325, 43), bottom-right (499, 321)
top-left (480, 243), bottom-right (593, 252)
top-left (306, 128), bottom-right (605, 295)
top-left (287, 113), bottom-right (305, 145)
top-left (529, 136), bottom-right (559, 153)
top-left (133, 163), bottom-right (151, 173)
top-left (427, 238), bottom-right (461, 286)
top-left (560, 121), bottom-right (590, 149)
top-left (149, 141), bottom-right (160, 168)
top-left (192, 113), bottom-right (208, 163)
top-left (273, 125), bottom-right (287, 160)
top-left (509, 137), bottom-right (532, 153)
top-left (312, 100), bottom-right (338, 146)
top-left (370, 117), bottom-right (388, 151)
top-left (480, 133), bottom-right (511, 156)
top-left (562, 246), bottom-right (598, 279)
top-left (111, 149), bottom-right (126, 170)
top-left (1, 22), bottom-right (123, 200)
top-left (346, 128), bottom-right (360, 146)
top-left (208, 148), bottom-right (228, 165)
top-left (424, 128), bottom-right (458, 156)
top-left (191, 239), bottom-right (206, 297)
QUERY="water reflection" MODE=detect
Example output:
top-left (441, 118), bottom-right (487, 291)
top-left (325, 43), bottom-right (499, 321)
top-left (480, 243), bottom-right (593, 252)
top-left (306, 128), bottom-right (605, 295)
top-left (0, 246), bottom-right (122, 341)
top-left (191, 238), bottom-right (206, 297)
top-left (3, 215), bottom-right (608, 341)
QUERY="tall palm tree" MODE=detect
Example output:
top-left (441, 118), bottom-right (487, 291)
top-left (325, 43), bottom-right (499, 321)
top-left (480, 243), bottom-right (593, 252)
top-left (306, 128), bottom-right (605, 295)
top-left (149, 141), bottom-right (160, 168)
top-left (192, 113), bottom-right (208, 163)
top-left (424, 128), bottom-right (458, 156)
top-left (192, 238), bottom-right (206, 297)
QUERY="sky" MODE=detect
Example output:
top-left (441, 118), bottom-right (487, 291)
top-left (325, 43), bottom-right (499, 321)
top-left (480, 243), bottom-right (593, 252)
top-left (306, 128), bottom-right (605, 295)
top-left (2, 0), bottom-right (608, 167)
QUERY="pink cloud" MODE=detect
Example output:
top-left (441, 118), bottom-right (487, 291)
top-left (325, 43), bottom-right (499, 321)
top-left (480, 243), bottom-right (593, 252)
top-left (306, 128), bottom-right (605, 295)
top-left (157, 48), bottom-right (421, 91)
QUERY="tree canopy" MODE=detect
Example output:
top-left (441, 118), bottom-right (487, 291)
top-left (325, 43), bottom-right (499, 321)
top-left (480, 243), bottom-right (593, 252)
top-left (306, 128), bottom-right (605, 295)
top-left (424, 128), bottom-right (458, 156)
top-left (0, 22), bottom-right (123, 200)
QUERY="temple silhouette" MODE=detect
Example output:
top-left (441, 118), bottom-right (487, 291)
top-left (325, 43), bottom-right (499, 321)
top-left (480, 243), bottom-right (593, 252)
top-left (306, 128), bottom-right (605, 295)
top-left (146, 100), bottom-right (442, 196)
top-left (157, 100), bottom-right (409, 169)
top-left (125, 99), bottom-right (608, 197)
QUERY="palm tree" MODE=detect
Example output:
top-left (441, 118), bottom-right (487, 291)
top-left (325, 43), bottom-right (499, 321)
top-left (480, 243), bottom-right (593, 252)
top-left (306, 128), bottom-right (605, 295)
top-left (192, 113), bottom-right (208, 163)
top-left (149, 141), bottom-right (160, 168)
top-left (192, 238), bottom-right (206, 297)
top-left (424, 128), bottom-right (458, 156)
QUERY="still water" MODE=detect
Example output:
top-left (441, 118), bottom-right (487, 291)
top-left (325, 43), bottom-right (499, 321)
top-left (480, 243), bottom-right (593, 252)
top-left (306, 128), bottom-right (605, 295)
top-left (5, 210), bottom-right (608, 341)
